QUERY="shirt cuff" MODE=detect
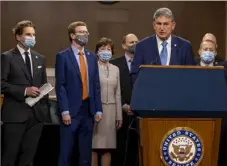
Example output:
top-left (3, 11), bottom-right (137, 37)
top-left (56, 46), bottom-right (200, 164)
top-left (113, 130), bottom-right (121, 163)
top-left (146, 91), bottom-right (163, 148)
top-left (122, 103), bottom-right (128, 111)
top-left (24, 88), bottom-right (27, 96)
top-left (62, 111), bottom-right (70, 116)
top-left (96, 111), bottom-right (102, 115)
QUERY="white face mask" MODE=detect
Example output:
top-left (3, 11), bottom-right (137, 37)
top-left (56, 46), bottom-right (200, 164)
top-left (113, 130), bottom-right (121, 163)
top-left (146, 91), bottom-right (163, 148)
top-left (200, 51), bottom-right (215, 64)
top-left (98, 51), bottom-right (112, 62)
top-left (22, 36), bottom-right (36, 48)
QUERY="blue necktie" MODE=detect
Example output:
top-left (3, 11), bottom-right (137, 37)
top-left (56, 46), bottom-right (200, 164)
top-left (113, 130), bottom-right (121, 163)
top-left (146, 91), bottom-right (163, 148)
top-left (160, 41), bottom-right (168, 65)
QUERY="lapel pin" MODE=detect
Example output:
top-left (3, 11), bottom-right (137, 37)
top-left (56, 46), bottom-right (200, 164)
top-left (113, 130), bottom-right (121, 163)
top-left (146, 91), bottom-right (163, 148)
top-left (87, 52), bottom-right (90, 55)
top-left (174, 44), bottom-right (177, 47)
top-left (36, 56), bottom-right (38, 59)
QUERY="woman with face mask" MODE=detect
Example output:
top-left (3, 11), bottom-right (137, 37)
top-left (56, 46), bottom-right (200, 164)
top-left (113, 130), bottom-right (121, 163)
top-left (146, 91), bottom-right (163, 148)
top-left (92, 37), bottom-right (122, 166)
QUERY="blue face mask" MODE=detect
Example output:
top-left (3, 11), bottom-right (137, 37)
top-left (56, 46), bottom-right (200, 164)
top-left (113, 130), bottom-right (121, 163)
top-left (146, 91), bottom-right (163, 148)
top-left (200, 51), bottom-right (215, 64)
top-left (98, 51), bottom-right (112, 62)
top-left (23, 36), bottom-right (36, 48)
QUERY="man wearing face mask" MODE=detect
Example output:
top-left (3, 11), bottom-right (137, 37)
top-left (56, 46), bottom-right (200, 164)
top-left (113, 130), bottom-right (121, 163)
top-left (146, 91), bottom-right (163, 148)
top-left (110, 33), bottom-right (139, 166)
top-left (130, 7), bottom-right (196, 83)
top-left (55, 21), bottom-right (102, 166)
top-left (1, 20), bottom-right (48, 166)
top-left (198, 40), bottom-right (227, 78)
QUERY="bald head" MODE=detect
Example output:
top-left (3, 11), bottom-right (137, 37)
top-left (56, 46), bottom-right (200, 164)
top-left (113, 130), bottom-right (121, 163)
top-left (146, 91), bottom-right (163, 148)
top-left (122, 33), bottom-right (138, 44)
top-left (122, 33), bottom-right (139, 54)
top-left (202, 33), bottom-right (217, 48)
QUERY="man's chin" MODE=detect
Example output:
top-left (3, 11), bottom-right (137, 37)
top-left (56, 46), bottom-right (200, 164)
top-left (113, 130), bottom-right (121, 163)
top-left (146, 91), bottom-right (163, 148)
top-left (157, 34), bottom-right (169, 40)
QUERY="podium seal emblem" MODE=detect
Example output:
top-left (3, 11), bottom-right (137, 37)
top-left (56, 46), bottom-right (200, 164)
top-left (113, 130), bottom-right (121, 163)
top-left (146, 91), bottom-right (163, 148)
top-left (160, 127), bottom-right (204, 166)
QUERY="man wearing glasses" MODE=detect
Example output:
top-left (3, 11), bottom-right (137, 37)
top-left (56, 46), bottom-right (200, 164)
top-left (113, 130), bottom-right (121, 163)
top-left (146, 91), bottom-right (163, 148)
top-left (130, 7), bottom-right (196, 83)
top-left (55, 21), bottom-right (102, 166)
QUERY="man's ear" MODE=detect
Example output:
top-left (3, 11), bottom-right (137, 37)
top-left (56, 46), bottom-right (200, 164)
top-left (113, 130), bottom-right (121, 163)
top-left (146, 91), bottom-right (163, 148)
top-left (122, 43), bottom-right (127, 50)
top-left (70, 33), bottom-right (76, 40)
top-left (198, 49), bottom-right (202, 56)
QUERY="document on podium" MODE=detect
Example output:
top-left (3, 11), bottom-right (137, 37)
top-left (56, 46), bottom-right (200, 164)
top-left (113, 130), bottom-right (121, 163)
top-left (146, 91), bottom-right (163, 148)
top-left (25, 83), bottom-right (54, 107)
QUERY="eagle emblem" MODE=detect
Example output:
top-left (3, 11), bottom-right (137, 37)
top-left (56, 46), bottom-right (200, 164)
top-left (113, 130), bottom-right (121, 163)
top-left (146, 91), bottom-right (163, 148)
top-left (170, 144), bottom-right (193, 162)
top-left (160, 127), bottom-right (204, 166)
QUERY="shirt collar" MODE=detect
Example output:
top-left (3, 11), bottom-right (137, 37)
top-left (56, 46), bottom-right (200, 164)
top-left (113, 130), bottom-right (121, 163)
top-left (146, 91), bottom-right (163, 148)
top-left (156, 35), bottom-right (172, 47)
top-left (125, 53), bottom-right (133, 62)
top-left (71, 44), bottom-right (85, 55)
top-left (17, 44), bottom-right (31, 55)
top-left (200, 61), bottom-right (214, 66)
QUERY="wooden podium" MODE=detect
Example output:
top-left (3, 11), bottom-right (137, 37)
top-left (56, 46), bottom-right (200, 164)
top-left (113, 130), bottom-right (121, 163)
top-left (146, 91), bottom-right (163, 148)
top-left (131, 66), bottom-right (227, 166)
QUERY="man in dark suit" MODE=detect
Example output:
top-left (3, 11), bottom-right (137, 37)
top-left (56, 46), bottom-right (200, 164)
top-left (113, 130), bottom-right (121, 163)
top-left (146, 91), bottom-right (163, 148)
top-left (55, 21), bottom-right (102, 166)
top-left (110, 33), bottom-right (139, 166)
top-left (1, 20), bottom-right (48, 166)
top-left (131, 7), bottom-right (196, 83)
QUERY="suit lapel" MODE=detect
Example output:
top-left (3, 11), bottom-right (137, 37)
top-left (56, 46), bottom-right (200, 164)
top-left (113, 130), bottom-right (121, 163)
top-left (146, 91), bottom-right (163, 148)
top-left (68, 47), bottom-right (81, 79)
top-left (31, 51), bottom-right (39, 81)
top-left (122, 56), bottom-right (130, 74)
top-left (170, 36), bottom-right (178, 65)
top-left (84, 49), bottom-right (92, 83)
top-left (13, 48), bottom-right (32, 83)
top-left (152, 36), bottom-right (161, 64)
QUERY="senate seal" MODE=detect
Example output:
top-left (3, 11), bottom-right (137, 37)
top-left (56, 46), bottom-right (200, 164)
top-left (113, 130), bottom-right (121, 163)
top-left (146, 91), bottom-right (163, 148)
top-left (160, 127), bottom-right (204, 166)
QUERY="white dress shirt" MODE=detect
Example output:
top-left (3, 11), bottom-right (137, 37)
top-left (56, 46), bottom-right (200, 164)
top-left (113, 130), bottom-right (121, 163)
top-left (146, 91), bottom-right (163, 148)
top-left (156, 35), bottom-right (172, 65)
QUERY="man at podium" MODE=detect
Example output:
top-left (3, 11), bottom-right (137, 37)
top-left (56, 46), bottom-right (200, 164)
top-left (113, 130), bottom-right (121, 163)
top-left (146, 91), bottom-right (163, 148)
top-left (130, 7), bottom-right (196, 83)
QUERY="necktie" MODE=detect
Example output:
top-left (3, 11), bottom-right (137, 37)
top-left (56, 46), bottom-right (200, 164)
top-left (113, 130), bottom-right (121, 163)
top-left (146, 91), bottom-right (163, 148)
top-left (79, 51), bottom-right (88, 100)
top-left (160, 41), bottom-right (168, 65)
top-left (24, 51), bottom-right (32, 77)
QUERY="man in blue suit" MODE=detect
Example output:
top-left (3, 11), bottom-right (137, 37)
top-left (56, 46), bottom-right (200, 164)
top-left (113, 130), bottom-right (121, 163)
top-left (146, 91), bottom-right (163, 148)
top-left (55, 21), bottom-right (102, 166)
top-left (131, 7), bottom-right (196, 83)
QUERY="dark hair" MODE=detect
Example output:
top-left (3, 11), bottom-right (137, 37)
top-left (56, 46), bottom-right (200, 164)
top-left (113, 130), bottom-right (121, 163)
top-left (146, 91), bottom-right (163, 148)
top-left (68, 21), bottom-right (87, 42)
top-left (12, 20), bottom-right (35, 38)
top-left (95, 37), bottom-right (115, 55)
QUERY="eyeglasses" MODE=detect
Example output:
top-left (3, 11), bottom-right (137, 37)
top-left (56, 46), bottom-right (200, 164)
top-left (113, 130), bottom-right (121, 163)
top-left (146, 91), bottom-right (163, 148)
top-left (75, 31), bottom-right (90, 35)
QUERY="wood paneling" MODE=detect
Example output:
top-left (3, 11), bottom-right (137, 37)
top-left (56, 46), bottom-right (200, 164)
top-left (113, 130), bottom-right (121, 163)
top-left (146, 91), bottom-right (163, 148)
top-left (139, 118), bottom-right (221, 166)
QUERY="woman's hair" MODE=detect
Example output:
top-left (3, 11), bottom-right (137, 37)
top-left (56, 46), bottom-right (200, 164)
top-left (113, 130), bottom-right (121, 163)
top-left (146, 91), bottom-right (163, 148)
top-left (95, 37), bottom-right (114, 55)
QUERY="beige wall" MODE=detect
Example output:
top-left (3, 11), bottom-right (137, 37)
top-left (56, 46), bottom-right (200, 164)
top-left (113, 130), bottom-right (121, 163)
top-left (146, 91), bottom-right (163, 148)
top-left (1, 1), bottom-right (226, 67)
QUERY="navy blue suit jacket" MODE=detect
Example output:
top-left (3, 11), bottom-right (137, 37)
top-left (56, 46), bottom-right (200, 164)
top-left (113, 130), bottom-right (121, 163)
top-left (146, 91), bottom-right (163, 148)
top-left (131, 35), bottom-right (196, 83)
top-left (55, 47), bottom-right (102, 117)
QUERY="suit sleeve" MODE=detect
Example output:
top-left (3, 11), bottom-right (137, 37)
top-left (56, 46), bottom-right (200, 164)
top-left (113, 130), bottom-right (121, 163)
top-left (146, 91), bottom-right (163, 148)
top-left (42, 56), bottom-right (49, 100)
top-left (55, 53), bottom-right (69, 113)
top-left (94, 57), bottom-right (102, 113)
top-left (1, 53), bottom-right (25, 101)
top-left (115, 67), bottom-right (122, 120)
top-left (185, 42), bottom-right (196, 65)
top-left (130, 43), bottom-right (144, 84)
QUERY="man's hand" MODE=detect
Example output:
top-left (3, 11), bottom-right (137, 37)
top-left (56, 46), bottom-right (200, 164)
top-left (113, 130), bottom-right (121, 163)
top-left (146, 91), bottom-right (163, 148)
top-left (116, 120), bottom-right (122, 129)
top-left (62, 114), bottom-right (71, 125)
top-left (26, 87), bottom-right (40, 97)
top-left (95, 113), bottom-right (102, 122)
top-left (124, 104), bottom-right (134, 115)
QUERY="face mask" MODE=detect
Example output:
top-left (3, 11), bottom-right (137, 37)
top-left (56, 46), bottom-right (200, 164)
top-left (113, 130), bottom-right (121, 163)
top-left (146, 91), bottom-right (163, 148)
top-left (22, 36), bottom-right (36, 48)
top-left (200, 51), bottom-right (215, 64)
top-left (98, 51), bottom-right (112, 62)
top-left (75, 34), bottom-right (88, 46)
top-left (127, 44), bottom-right (136, 54)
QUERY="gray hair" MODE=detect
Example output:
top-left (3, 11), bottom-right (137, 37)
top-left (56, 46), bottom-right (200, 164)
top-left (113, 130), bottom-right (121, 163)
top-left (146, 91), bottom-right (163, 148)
top-left (153, 8), bottom-right (174, 21)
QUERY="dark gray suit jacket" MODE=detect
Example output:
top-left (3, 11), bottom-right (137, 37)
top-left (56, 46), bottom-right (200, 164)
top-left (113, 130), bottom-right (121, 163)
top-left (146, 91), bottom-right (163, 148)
top-left (1, 47), bottom-right (49, 123)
